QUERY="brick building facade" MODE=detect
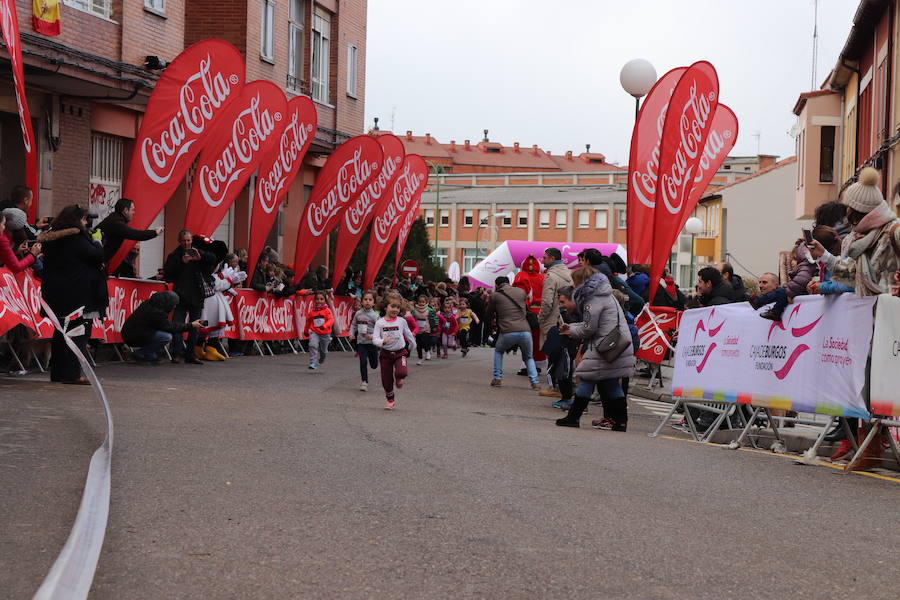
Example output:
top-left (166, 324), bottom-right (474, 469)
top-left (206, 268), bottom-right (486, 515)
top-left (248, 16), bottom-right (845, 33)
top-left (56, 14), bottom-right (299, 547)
top-left (0, 0), bottom-right (366, 276)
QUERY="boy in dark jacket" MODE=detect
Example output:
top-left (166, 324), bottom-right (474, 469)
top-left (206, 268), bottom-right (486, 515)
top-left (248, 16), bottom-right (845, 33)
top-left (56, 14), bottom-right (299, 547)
top-left (122, 291), bottom-right (202, 362)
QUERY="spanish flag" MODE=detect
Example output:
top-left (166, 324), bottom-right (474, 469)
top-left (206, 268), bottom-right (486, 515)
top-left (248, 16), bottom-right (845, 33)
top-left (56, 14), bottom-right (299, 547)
top-left (33, 0), bottom-right (60, 36)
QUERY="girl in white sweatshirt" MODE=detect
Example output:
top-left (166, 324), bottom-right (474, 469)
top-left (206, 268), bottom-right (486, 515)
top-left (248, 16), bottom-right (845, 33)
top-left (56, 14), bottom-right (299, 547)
top-left (372, 293), bottom-right (417, 409)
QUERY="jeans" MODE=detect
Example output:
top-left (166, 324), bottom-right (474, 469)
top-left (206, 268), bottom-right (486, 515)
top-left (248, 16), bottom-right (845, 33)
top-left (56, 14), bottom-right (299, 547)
top-left (493, 331), bottom-right (537, 383)
top-left (755, 287), bottom-right (789, 319)
top-left (309, 332), bottom-right (331, 365)
top-left (135, 331), bottom-right (172, 361)
top-left (357, 343), bottom-right (378, 382)
top-left (171, 305), bottom-right (201, 358)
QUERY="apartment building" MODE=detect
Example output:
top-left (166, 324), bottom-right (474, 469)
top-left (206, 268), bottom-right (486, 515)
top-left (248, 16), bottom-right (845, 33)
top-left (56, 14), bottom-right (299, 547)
top-left (0, 0), bottom-right (367, 275)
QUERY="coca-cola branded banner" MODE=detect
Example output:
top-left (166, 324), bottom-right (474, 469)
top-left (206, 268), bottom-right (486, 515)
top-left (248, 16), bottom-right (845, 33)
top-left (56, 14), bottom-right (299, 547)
top-left (363, 155), bottom-right (428, 289)
top-left (229, 289), bottom-right (297, 341)
top-left (15, 268), bottom-right (54, 338)
top-left (0, 267), bottom-right (36, 336)
top-left (292, 135), bottom-right (383, 283)
top-left (0, 0), bottom-right (39, 222)
top-left (103, 278), bottom-right (168, 343)
top-left (394, 178), bottom-right (425, 269)
top-left (183, 80), bottom-right (288, 237)
top-left (294, 294), bottom-right (355, 340)
top-left (110, 40), bottom-right (246, 272)
top-left (647, 61), bottom-right (720, 304)
top-left (679, 104), bottom-right (738, 225)
top-left (627, 67), bottom-right (687, 265)
top-left (634, 306), bottom-right (681, 364)
top-left (332, 134), bottom-right (405, 283)
top-left (248, 96), bottom-right (318, 277)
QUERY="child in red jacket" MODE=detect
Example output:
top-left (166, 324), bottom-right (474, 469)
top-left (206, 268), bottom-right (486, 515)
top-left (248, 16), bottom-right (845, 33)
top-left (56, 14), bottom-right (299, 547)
top-left (305, 291), bottom-right (334, 369)
top-left (438, 297), bottom-right (458, 359)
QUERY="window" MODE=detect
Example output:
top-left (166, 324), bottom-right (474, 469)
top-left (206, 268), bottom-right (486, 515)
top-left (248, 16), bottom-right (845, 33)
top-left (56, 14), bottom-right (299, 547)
top-left (440, 209), bottom-right (449, 226)
top-left (64, 0), bottom-right (113, 19)
top-left (425, 209), bottom-right (434, 226)
top-left (517, 210), bottom-right (528, 227)
top-left (595, 209), bottom-right (608, 229)
top-left (478, 209), bottom-right (488, 226)
top-left (347, 44), bottom-right (359, 97)
top-left (260, 0), bottom-right (275, 61)
top-left (539, 210), bottom-right (550, 228)
top-left (287, 0), bottom-right (305, 91)
top-left (617, 208), bottom-right (627, 229)
top-left (463, 209), bottom-right (473, 227)
top-left (433, 247), bottom-right (448, 268)
top-left (463, 248), bottom-right (485, 273)
top-left (578, 210), bottom-right (590, 229)
top-left (819, 126), bottom-right (835, 183)
top-left (144, 0), bottom-right (165, 13)
top-left (311, 10), bottom-right (331, 103)
top-left (501, 212), bottom-right (512, 227)
top-left (555, 210), bottom-right (567, 228)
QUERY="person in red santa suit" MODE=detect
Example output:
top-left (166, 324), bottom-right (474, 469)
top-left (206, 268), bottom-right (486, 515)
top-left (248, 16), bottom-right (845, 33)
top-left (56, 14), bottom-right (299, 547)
top-left (513, 255), bottom-right (546, 375)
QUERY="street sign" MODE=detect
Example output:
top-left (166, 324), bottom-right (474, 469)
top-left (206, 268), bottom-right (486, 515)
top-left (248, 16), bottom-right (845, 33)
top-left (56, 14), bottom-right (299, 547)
top-left (400, 259), bottom-right (419, 278)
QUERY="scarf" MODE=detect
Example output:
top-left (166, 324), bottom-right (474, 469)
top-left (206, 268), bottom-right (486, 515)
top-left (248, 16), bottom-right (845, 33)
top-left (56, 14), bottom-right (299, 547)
top-left (841, 202), bottom-right (899, 294)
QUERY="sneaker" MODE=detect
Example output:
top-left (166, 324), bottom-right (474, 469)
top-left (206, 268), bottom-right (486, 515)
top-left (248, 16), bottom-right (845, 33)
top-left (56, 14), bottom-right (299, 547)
top-left (461, 348), bottom-right (468, 357)
top-left (441, 354), bottom-right (448, 359)
top-left (551, 400), bottom-right (568, 409)
top-left (230, 351), bottom-right (244, 357)
top-left (670, 418), bottom-right (690, 433)
top-left (830, 439), bottom-right (853, 462)
top-left (425, 351), bottom-right (432, 360)
top-left (490, 379), bottom-right (502, 387)
top-left (557, 401), bottom-right (573, 411)
top-left (385, 400), bottom-right (395, 410)
top-left (539, 388), bottom-right (562, 398)
top-left (416, 359), bottom-right (423, 366)
top-left (530, 382), bottom-right (541, 391)
top-left (591, 417), bottom-right (626, 432)
top-left (309, 363), bottom-right (317, 370)
top-left (360, 382), bottom-right (367, 391)
top-left (759, 310), bottom-right (781, 321)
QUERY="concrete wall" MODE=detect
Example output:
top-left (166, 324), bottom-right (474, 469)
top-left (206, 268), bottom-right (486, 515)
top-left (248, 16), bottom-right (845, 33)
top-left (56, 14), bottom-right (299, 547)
top-left (722, 160), bottom-right (812, 281)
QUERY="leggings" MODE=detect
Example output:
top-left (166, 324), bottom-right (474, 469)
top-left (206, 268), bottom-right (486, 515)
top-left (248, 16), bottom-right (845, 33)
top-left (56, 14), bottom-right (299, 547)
top-left (357, 343), bottom-right (378, 382)
top-left (431, 334), bottom-right (441, 355)
top-left (415, 333), bottom-right (431, 358)
top-left (379, 348), bottom-right (408, 400)
top-left (458, 329), bottom-right (470, 350)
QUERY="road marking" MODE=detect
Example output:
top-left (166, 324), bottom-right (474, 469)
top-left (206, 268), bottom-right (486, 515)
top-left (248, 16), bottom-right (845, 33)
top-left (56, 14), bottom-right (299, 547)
top-left (657, 435), bottom-right (900, 485)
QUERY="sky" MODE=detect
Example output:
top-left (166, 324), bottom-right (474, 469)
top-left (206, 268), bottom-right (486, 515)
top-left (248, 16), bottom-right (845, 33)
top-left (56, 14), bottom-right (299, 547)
top-left (364, 0), bottom-right (859, 165)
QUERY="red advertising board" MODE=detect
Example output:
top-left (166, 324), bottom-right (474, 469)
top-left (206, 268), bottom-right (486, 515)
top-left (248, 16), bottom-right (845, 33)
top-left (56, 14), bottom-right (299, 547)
top-left (103, 278), bottom-right (169, 343)
top-left (635, 307), bottom-right (681, 364)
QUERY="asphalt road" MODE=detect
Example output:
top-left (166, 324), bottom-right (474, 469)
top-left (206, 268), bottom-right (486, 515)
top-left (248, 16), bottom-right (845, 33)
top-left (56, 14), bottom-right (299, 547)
top-left (2, 347), bottom-right (897, 599)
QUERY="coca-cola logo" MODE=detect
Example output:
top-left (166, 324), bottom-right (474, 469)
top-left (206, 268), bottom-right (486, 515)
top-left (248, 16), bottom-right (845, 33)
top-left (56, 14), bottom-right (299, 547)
top-left (637, 310), bottom-right (678, 357)
top-left (333, 298), bottom-right (354, 336)
top-left (141, 55), bottom-right (236, 185)
top-left (308, 148), bottom-right (377, 236)
top-left (199, 94), bottom-right (280, 207)
top-left (345, 155), bottom-right (402, 235)
top-left (372, 164), bottom-right (424, 244)
top-left (659, 80), bottom-right (715, 215)
top-left (0, 271), bottom-right (33, 323)
top-left (257, 113), bottom-right (314, 214)
top-left (104, 282), bottom-right (160, 337)
top-left (237, 293), bottom-right (296, 336)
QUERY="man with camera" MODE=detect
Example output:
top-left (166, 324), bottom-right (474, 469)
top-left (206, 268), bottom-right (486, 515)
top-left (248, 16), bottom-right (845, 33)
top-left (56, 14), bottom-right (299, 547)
top-left (97, 198), bottom-right (164, 272)
top-left (163, 230), bottom-right (216, 364)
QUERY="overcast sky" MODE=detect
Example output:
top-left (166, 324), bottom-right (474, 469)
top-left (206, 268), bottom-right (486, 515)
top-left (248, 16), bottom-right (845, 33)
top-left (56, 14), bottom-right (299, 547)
top-left (364, 0), bottom-right (858, 165)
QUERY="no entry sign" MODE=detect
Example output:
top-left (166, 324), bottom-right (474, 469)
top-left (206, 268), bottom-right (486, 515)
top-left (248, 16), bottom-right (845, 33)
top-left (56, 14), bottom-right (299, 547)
top-left (400, 259), bottom-right (419, 278)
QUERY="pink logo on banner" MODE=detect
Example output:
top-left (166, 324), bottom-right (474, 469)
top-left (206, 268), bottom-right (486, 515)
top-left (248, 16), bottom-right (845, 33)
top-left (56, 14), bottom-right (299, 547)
top-left (690, 307), bottom-right (727, 373)
top-left (763, 303), bottom-right (824, 380)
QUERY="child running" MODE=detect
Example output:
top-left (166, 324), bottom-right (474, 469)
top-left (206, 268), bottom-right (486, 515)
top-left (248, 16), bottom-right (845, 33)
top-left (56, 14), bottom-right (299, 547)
top-left (305, 291), bottom-right (334, 370)
top-left (438, 297), bottom-right (459, 359)
top-left (350, 290), bottom-right (379, 391)
top-left (428, 296), bottom-right (442, 358)
top-left (456, 298), bottom-right (480, 357)
top-left (411, 294), bottom-right (433, 365)
top-left (372, 293), bottom-right (417, 409)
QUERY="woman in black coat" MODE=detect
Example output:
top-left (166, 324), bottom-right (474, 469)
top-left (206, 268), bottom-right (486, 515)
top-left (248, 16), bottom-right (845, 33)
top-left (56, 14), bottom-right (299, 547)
top-left (38, 205), bottom-right (108, 384)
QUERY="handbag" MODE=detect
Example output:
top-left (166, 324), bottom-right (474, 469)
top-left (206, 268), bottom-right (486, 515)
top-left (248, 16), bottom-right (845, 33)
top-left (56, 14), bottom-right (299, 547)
top-left (497, 288), bottom-right (540, 330)
top-left (594, 299), bottom-right (631, 362)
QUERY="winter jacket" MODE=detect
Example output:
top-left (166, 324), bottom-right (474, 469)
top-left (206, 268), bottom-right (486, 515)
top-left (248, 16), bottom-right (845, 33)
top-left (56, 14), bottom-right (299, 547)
top-left (730, 274), bottom-right (749, 302)
top-left (567, 273), bottom-right (635, 382)
top-left (306, 304), bottom-right (335, 336)
top-left (438, 311), bottom-right (458, 336)
top-left (700, 281), bottom-right (735, 306)
top-left (38, 227), bottom-right (107, 317)
top-left (485, 283), bottom-right (530, 334)
top-left (97, 210), bottom-right (158, 264)
top-left (626, 272), bottom-right (649, 297)
top-left (0, 230), bottom-right (35, 273)
top-left (824, 205), bottom-right (900, 296)
top-left (163, 246), bottom-right (217, 310)
top-left (121, 291), bottom-right (193, 347)
top-left (403, 313), bottom-right (419, 336)
top-left (350, 308), bottom-right (379, 345)
top-left (784, 259), bottom-right (817, 299)
top-left (457, 308), bottom-right (476, 331)
top-left (411, 305), bottom-right (432, 333)
top-left (427, 306), bottom-right (439, 333)
top-left (648, 278), bottom-right (686, 311)
top-left (538, 261), bottom-right (574, 346)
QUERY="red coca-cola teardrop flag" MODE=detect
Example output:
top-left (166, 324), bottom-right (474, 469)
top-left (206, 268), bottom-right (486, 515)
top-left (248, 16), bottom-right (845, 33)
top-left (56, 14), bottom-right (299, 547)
top-left (394, 172), bottom-right (427, 268)
top-left (627, 67), bottom-right (687, 265)
top-left (292, 135), bottom-right (383, 284)
top-left (679, 104), bottom-right (738, 228)
top-left (331, 134), bottom-right (405, 282)
top-left (183, 81), bottom-right (288, 237)
top-left (363, 154), bottom-right (428, 289)
top-left (247, 96), bottom-right (317, 277)
top-left (647, 61), bottom-right (720, 303)
top-left (109, 40), bottom-right (246, 272)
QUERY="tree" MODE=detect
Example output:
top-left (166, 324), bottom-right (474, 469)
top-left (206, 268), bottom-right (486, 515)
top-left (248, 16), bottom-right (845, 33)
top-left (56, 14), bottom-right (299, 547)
top-left (394, 216), bottom-right (447, 282)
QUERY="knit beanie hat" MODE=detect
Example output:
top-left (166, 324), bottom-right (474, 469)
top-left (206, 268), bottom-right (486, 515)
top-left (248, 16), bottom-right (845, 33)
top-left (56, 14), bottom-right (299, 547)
top-left (843, 167), bottom-right (885, 214)
top-left (1, 208), bottom-right (27, 231)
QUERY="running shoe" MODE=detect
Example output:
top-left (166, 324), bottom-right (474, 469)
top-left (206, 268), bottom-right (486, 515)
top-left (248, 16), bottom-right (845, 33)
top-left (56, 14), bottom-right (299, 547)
top-left (416, 359), bottom-right (423, 366)
top-left (425, 351), bottom-right (432, 360)
top-left (360, 382), bottom-right (367, 391)
top-left (309, 363), bottom-right (317, 370)
top-left (385, 400), bottom-right (395, 410)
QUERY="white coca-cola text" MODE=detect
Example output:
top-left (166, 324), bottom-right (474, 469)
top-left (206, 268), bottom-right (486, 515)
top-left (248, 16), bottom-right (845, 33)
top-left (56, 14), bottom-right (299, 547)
top-left (257, 111), bottom-right (313, 214)
top-left (307, 147), bottom-right (376, 236)
top-left (344, 154), bottom-right (401, 234)
top-left (372, 164), bottom-right (423, 244)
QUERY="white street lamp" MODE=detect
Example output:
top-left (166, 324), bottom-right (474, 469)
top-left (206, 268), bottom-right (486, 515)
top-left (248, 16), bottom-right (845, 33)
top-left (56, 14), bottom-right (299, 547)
top-left (684, 216), bottom-right (704, 285)
top-left (476, 212), bottom-right (509, 260)
top-left (619, 58), bottom-right (657, 119)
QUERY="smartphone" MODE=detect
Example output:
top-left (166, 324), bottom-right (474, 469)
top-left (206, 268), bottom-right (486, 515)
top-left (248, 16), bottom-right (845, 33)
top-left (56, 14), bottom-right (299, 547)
top-left (200, 320), bottom-right (209, 327)
top-left (802, 229), bottom-right (813, 245)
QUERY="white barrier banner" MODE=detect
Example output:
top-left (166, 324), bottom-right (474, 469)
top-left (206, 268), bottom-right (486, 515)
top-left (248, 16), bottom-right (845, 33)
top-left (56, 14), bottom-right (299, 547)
top-left (673, 294), bottom-right (875, 419)
top-left (870, 294), bottom-right (900, 417)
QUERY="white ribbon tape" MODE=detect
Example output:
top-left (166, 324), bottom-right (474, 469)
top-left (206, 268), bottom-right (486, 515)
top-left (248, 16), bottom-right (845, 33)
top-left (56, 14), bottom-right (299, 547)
top-left (33, 301), bottom-right (113, 600)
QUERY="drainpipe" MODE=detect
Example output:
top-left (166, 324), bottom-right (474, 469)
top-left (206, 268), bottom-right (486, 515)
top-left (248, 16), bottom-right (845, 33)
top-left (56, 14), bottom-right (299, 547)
top-left (884, 0), bottom-right (894, 191)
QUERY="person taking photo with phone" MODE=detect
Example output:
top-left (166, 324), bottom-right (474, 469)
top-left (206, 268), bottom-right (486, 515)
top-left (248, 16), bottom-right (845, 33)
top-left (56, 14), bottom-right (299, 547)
top-left (163, 230), bottom-right (216, 364)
